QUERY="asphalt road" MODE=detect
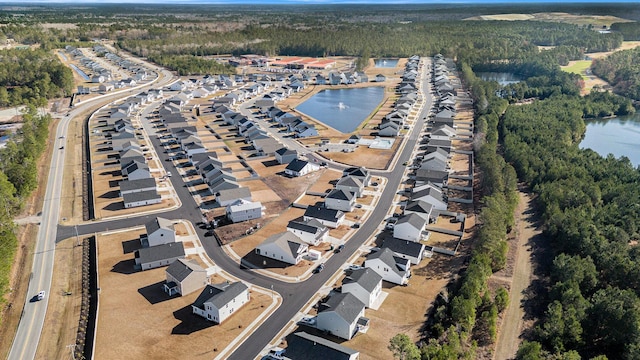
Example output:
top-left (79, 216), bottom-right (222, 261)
top-left (7, 67), bottom-right (176, 360)
top-left (55, 58), bottom-right (435, 359)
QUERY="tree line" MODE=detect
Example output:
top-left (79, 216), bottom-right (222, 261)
top-left (0, 106), bottom-right (51, 316)
top-left (0, 48), bottom-right (74, 107)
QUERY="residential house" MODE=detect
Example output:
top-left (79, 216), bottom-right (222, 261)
top-left (303, 206), bottom-right (345, 229)
top-left (226, 199), bottom-right (263, 223)
top-left (403, 200), bottom-right (434, 222)
top-left (342, 268), bottom-right (383, 308)
top-left (164, 258), bottom-right (210, 296)
top-left (342, 167), bottom-right (371, 186)
top-left (375, 74), bottom-right (386, 82)
top-left (192, 282), bottom-right (250, 323)
top-left (411, 183), bottom-right (447, 211)
top-left (335, 176), bottom-right (364, 198)
top-left (216, 187), bottom-right (252, 207)
top-left (255, 232), bottom-right (308, 265)
top-left (316, 292), bottom-right (368, 340)
top-left (325, 189), bottom-right (355, 212)
top-left (123, 190), bottom-right (162, 208)
top-left (393, 213), bottom-right (428, 242)
top-left (142, 217), bottom-right (176, 247)
top-left (134, 242), bottom-right (185, 271)
top-left (414, 169), bottom-right (449, 188)
top-left (122, 161), bottom-right (150, 181)
top-left (286, 217), bottom-right (329, 246)
top-left (283, 332), bottom-right (360, 360)
top-left (364, 248), bottom-right (410, 285)
top-left (275, 147), bottom-right (298, 165)
top-left (285, 159), bottom-right (320, 177)
top-left (119, 177), bottom-right (156, 196)
top-left (382, 237), bottom-right (426, 265)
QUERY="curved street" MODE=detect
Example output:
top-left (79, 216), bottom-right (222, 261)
top-left (13, 53), bottom-right (433, 360)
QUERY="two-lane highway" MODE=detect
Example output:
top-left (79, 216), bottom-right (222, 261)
top-left (7, 67), bottom-right (176, 360)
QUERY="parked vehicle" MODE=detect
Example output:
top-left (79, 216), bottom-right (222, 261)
top-left (335, 244), bottom-right (345, 253)
top-left (314, 264), bottom-right (325, 273)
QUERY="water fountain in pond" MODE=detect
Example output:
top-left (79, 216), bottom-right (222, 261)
top-left (337, 102), bottom-right (348, 110)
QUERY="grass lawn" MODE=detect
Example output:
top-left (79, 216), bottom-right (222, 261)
top-left (561, 60), bottom-right (591, 80)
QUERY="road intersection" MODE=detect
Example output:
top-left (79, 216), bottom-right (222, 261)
top-left (11, 55), bottom-right (434, 360)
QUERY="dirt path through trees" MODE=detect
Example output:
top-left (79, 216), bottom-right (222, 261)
top-left (493, 189), bottom-right (542, 360)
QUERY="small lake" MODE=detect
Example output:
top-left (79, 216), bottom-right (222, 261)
top-left (476, 72), bottom-right (522, 85)
top-left (580, 113), bottom-right (640, 167)
top-left (295, 87), bottom-right (385, 133)
top-left (374, 58), bottom-right (399, 68)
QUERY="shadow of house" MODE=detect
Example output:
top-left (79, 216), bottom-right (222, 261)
top-left (138, 281), bottom-right (177, 305)
top-left (108, 180), bottom-right (121, 188)
top-left (99, 190), bottom-right (121, 199)
top-left (241, 251), bottom-right (292, 270)
top-left (103, 202), bottom-right (125, 212)
top-left (171, 304), bottom-right (215, 335)
top-left (111, 259), bottom-right (137, 275)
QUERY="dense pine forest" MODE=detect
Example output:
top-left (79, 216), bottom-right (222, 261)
top-left (1, 4), bottom-right (640, 359)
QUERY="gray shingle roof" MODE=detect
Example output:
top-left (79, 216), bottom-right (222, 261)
top-left (122, 190), bottom-right (161, 204)
top-left (216, 187), bottom-right (251, 203)
top-left (396, 213), bottom-right (427, 229)
top-left (284, 332), bottom-right (359, 360)
top-left (166, 258), bottom-right (206, 282)
top-left (145, 217), bottom-right (174, 235)
top-left (135, 242), bottom-right (184, 264)
top-left (285, 158), bottom-right (309, 173)
top-left (326, 188), bottom-right (354, 201)
top-left (343, 268), bottom-right (382, 293)
top-left (366, 248), bottom-right (405, 277)
top-left (319, 292), bottom-right (365, 324)
top-left (304, 206), bottom-right (343, 222)
top-left (192, 282), bottom-right (248, 310)
top-left (382, 237), bottom-right (425, 258)
top-left (287, 217), bottom-right (327, 235)
top-left (119, 178), bottom-right (156, 192)
top-left (260, 232), bottom-right (307, 258)
top-left (404, 200), bottom-right (433, 215)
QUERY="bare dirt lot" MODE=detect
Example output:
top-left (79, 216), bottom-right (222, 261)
top-left (94, 229), bottom-right (272, 360)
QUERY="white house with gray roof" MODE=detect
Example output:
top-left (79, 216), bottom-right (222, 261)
top-left (123, 190), bottom-right (161, 209)
top-left (226, 199), bottom-right (263, 223)
top-left (364, 248), bottom-right (410, 285)
top-left (255, 232), bottom-right (308, 265)
top-left (275, 147), bottom-right (298, 165)
top-left (316, 292), bottom-right (368, 340)
top-left (142, 217), bottom-right (176, 247)
top-left (393, 213), bottom-right (428, 242)
top-left (192, 282), bottom-right (250, 323)
top-left (134, 242), bottom-right (185, 271)
top-left (164, 258), bottom-right (210, 296)
top-left (119, 178), bottom-right (156, 196)
top-left (286, 218), bottom-right (328, 246)
top-left (335, 175), bottom-right (364, 198)
top-left (342, 268), bottom-right (383, 308)
top-left (285, 159), bottom-right (320, 177)
top-left (303, 206), bottom-right (345, 229)
top-left (216, 187), bottom-right (252, 207)
top-left (325, 188), bottom-right (355, 212)
top-left (411, 183), bottom-right (447, 211)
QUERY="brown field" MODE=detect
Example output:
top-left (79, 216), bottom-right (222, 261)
top-left (465, 12), bottom-right (633, 27)
top-left (94, 229), bottom-right (272, 360)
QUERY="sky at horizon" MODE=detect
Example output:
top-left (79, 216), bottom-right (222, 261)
top-left (2, 0), bottom-right (639, 4)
